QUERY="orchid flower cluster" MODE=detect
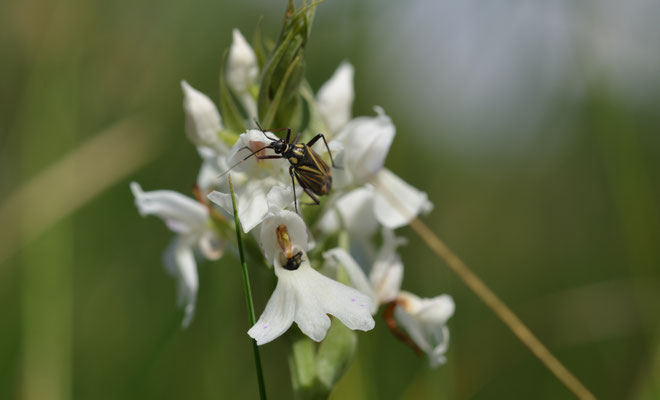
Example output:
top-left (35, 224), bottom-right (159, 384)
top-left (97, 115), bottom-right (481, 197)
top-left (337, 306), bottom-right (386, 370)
top-left (130, 4), bottom-right (455, 392)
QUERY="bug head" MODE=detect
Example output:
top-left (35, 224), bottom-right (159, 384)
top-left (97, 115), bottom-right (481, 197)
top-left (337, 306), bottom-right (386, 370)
top-left (270, 139), bottom-right (287, 154)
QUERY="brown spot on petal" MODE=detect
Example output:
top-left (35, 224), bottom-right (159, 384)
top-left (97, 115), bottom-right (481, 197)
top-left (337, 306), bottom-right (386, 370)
top-left (248, 140), bottom-right (268, 165)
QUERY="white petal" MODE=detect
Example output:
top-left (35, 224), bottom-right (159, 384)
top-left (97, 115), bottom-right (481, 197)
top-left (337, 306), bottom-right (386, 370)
top-left (227, 29), bottom-right (258, 94)
top-left (164, 238), bottom-right (199, 328)
top-left (372, 169), bottom-right (434, 229)
top-left (394, 294), bottom-right (433, 353)
top-left (266, 185), bottom-right (297, 214)
top-left (181, 81), bottom-right (225, 151)
top-left (428, 326), bottom-right (450, 368)
top-left (226, 29), bottom-right (258, 119)
top-left (317, 62), bottom-right (354, 135)
top-left (196, 151), bottom-right (229, 194)
top-left (248, 278), bottom-right (296, 345)
top-left (274, 257), bottom-right (374, 342)
top-left (198, 230), bottom-right (223, 261)
top-left (316, 208), bottom-right (341, 236)
top-left (418, 295), bottom-right (455, 326)
top-left (394, 292), bottom-right (455, 368)
top-left (131, 182), bottom-right (208, 234)
top-left (236, 181), bottom-right (270, 233)
top-left (323, 248), bottom-right (377, 314)
top-left (259, 210), bottom-right (308, 263)
top-left (226, 130), bottom-right (285, 178)
top-left (293, 290), bottom-right (332, 342)
top-left (319, 187), bottom-right (378, 239)
top-left (334, 107), bottom-right (395, 183)
top-left (208, 181), bottom-right (271, 233)
top-left (207, 190), bottom-right (234, 216)
top-left (251, 253), bottom-right (375, 344)
top-left (370, 228), bottom-right (406, 303)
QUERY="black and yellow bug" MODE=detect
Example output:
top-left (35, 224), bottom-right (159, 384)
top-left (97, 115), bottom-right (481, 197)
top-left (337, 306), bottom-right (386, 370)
top-left (224, 122), bottom-right (339, 213)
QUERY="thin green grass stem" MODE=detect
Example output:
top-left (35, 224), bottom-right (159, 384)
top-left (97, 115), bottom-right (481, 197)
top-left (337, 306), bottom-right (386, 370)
top-left (228, 175), bottom-right (267, 400)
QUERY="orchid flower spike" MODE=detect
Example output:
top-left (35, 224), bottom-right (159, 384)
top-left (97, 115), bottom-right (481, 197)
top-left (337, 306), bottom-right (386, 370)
top-left (248, 210), bottom-right (375, 345)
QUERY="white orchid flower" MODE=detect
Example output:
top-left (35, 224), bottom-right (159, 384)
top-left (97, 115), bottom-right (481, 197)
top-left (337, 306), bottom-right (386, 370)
top-left (320, 106), bottom-right (432, 231)
top-left (181, 80), bottom-right (227, 153)
top-left (319, 176), bottom-right (432, 238)
top-left (130, 182), bottom-right (223, 328)
top-left (248, 211), bottom-right (375, 345)
top-left (195, 146), bottom-right (230, 195)
top-left (332, 106), bottom-right (394, 185)
top-left (227, 29), bottom-right (258, 119)
top-left (323, 232), bottom-right (454, 368)
top-left (317, 62), bottom-right (355, 135)
top-left (207, 129), bottom-right (293, 232)
top-left (323, 228), bottom-right (406, 314)
top-left (394, 292), bottom-right (455, 368)
top-left (371, 168), bottom-right (434, 229)
top-left (317, 186), bottom-right (378, 240)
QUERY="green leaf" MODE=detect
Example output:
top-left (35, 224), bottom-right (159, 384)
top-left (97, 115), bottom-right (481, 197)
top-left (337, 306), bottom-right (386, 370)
top-left (316, 318), bottom-right (358, 392)
top-left (257, 28), bottom-right (297, 123)
top-left (218, 129), bottom-right (239, 147)
top-left (261, 54), bottom-right (301, 128)
top-left (289, 330), bottom-right (328, 400)
top-left (252, 18), bottom-right (267, 70)
top-left (256, 1), bottom-right (318, 127)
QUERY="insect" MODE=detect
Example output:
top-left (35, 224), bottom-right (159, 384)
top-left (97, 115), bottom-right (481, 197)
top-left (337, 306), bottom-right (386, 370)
top-left (222, 121), bottom-right (339, 213)
top-left (282, 250), bottom-right (304, 271)
top-left (276, 224), bottom-right (304, 270)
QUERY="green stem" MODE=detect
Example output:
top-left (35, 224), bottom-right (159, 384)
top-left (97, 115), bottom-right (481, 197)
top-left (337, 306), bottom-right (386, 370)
top-left (228, 175), bottom-right (267, 400)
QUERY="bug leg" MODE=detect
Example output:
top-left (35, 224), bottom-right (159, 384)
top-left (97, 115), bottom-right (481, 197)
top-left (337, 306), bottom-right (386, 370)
top-left (284, 128), bottom-right (291, 143)
top-left (289, 166), bottom-right (299, 214)
top-left (299, 182), bottom-right (321, 205)
top-left (254, 120), bottom-right (288, 141)
top-left (307, 133), bottom-right (341, 169)
top-left (254, 155), bottom-right (284, 160)
top-left (292, 132), bottom-right (302, 145)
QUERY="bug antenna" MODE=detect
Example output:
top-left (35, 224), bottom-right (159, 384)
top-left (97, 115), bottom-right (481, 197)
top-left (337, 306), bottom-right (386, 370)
top-left (217, 145), bottom-right (272, 179)
top-left (253, 119), bottom-right (279, 141)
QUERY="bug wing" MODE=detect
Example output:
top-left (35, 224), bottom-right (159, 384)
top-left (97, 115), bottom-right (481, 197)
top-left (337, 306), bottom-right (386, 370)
top-left (294, 167), bottom-right (331, 195)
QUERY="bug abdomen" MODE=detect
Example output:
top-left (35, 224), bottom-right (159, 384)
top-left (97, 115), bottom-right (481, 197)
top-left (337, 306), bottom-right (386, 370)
top-left (294, 166), bottom-right (332, 195)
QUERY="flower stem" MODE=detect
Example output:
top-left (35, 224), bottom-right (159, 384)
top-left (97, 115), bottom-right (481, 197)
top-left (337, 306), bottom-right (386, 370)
top-left (228, 175), bottom-right (267, 400)
top-left (374, 183), bottom-right (595, 400)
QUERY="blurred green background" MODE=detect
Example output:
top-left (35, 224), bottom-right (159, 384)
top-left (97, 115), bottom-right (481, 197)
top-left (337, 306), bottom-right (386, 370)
top-left (1, 0), bottom-right (659, 399)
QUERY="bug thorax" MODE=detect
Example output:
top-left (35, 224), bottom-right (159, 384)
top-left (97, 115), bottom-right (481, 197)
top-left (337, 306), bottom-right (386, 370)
top-left (271, 140), bottom-right (287, 154)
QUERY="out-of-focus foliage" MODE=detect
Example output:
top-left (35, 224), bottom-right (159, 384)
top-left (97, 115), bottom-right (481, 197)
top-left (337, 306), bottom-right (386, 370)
top-left (1, 0), bottom-right (659, 399)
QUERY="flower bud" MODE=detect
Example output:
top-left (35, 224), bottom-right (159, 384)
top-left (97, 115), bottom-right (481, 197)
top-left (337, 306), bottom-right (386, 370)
top-left (181, 80), bottom-right (224, 151)
top-left (317, 62), bottom-right (354, 134)
top-left (227, 29), bottom-right (258, 94)
top-left (227, 29), bottom-right (259, 118)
